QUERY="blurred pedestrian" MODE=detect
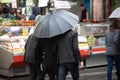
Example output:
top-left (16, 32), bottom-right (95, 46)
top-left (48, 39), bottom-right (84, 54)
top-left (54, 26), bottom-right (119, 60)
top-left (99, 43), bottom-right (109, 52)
top-left (0, 6), bottom-right (16, 20)
top-left (10, 8), bottom-right (16, 16)
top-left (24, 34), bottom-right (44, 80)
top-left (56, 29), bottom-right (84, 80)
top-left (16, 9), bottom-right (25, 20)
top-left (29, 6), bottom-right (41, 20)
top-left (105, 18), bottom-right (120, 80)
top-left (79, 3), bottom-right (88, 22)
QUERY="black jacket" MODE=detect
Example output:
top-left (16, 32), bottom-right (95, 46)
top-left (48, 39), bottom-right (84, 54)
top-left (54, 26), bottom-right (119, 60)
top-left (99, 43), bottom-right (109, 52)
top-left (37, 38), bottom-right (58, 74)
top-left (57, 30), bottom-right (83, 64)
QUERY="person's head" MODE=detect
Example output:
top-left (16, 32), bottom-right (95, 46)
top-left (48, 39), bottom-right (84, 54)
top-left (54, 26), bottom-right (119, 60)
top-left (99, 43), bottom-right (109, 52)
top-left (117, 18), bottom-right (120, 27)
top-left (2, 6), bottom-right (10, 17)
top-left (80, 4), bottom-right (85, 10)
top-left (110, 18), bottom-right (120, 31)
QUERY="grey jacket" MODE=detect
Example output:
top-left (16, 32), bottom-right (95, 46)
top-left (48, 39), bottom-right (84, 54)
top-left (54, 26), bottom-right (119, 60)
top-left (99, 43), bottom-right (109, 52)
top-left (105, 29), bottom-right (120, 55)
top-left (57, 30), bottom-right (82, 64)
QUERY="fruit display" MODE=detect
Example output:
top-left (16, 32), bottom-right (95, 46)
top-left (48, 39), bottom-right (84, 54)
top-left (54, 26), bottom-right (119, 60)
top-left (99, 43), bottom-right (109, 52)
top-left (87, 35), bottom-right (96, 46)
top-left (1, 20), bottom-right (36, 27)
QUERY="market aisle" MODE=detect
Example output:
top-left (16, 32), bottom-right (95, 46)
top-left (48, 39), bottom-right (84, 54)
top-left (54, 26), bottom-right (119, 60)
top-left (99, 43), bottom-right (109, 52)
top-left (0, 66), bottom-right (117, 80)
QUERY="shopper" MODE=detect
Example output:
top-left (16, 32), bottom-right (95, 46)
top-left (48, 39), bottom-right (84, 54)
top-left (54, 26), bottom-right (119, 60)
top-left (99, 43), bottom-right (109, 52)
top-left (79, 4), bottom-right (88, 22)
top-left (16, 9), bottom-right (25, 20)
top-left (24, 34), bottom-right (44, 80)
top-left (56, 29), bottom-right (84, 80)
top-left (105, 19), bottom-right (120, 80)
top-left (29, 6), bottom-right (41, 20)
top-left (0, 6), bottom-right (16, 20)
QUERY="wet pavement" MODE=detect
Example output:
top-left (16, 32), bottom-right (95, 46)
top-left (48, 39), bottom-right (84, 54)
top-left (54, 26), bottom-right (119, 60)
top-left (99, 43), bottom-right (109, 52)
top-left (0, 66), bottom-right (117, 80)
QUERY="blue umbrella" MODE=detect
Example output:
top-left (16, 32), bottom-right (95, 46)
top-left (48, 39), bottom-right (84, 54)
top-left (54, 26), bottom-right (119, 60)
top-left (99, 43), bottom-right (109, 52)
top-left (34, 10), bottom-right (79, 38)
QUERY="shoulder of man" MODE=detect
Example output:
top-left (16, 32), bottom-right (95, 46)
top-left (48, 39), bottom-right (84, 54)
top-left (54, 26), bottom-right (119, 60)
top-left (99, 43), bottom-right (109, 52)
top-left (70, 30), bottom-right (78, 36)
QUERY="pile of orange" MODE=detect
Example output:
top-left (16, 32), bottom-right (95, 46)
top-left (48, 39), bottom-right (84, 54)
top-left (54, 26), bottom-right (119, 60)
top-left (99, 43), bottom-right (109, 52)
top-left (21, 20), bottom-right (36, 26)
top-left (5, 20), bottom-right (36, 27)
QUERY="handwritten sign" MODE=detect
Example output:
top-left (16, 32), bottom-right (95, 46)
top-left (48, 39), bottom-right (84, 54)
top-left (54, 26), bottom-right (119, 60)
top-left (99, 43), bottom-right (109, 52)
top-left (12, 0), bottom-right (17, 8)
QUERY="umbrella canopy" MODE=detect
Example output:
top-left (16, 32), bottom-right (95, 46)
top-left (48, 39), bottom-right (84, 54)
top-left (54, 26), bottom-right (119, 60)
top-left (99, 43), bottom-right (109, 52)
top-left (109, 7), bottom-right (120, 18)
top-left (34, 10), bottom-right (79, 38)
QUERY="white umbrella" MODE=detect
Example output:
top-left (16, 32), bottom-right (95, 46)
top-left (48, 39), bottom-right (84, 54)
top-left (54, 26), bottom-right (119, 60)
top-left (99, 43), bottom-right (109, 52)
top-left (109, 7), bottom-right (120, 18)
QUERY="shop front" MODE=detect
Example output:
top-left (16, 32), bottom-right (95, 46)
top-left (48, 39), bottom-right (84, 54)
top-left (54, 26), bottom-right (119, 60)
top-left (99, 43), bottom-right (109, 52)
top-left (0, 20), bottom-right (36, 77)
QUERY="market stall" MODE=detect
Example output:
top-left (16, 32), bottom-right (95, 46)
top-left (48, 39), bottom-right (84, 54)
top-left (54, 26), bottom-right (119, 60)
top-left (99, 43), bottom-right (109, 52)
top-left (0, 20), bottom-right (110, 77)
top-left (0, 20), bottom-right (36, 77)
top-left (74, 23), bottom-right (110, 67)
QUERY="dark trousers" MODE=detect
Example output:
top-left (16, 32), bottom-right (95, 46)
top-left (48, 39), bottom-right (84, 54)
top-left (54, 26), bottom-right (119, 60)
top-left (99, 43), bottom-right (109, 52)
top-left (28, 63), bottom-right (44, 80)
top-left (58, 63), bottom-right (79, 80)
top-left (106, 55), bottom-right (120, 80)
top-left (43, 72), bottom-right (57, 80)
top-left (43, 67), bottom-right (58, 80)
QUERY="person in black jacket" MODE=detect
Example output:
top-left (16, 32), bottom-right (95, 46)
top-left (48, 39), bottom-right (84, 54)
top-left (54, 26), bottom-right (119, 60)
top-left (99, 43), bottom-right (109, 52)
top-left (79, 4), bottom-right (88, 22)
top-left (24, 34), bottom-right (44, 80)
top-left (56, 29), bottom-right (84, 80)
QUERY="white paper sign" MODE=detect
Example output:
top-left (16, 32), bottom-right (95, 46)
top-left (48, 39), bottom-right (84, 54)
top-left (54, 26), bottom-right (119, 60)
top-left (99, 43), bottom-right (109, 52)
top-left (38, 0), bottom-right (49, 7)
top-left (11, 0), bottom-right (17, 8)
top-left (26, 0), bottom-right (33, 6)
top-left (22, 7), bottom-right (25, 14)
top-left (54, 1), bottom-right (71, 9)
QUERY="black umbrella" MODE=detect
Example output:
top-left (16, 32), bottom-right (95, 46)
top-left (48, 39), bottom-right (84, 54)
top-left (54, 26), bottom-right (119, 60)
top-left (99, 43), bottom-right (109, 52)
top-left (34, 10), bottom-right (79, 38)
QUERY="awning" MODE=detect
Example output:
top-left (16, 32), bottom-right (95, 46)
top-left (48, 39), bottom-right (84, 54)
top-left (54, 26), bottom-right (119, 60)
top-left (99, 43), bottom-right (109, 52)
top-left (0, 0), bottom-right (12, 3)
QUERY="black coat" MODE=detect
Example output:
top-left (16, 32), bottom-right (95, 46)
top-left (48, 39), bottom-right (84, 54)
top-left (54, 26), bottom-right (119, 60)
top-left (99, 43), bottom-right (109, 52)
top-left (57, 30), bottom-right (83, 64)
top-left (38, 38), bottom-right (58, 74)
top-left (24, 34), bottom-right (43, 63)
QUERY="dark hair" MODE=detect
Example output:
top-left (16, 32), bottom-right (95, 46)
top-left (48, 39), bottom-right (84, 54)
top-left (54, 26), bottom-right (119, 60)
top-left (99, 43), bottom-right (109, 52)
top-left (2, 7), bottom-right (10, 14)
top-left (110, 19), bottom-right (120, 31)
top-left (80, 4), bottom-right (84, 7)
